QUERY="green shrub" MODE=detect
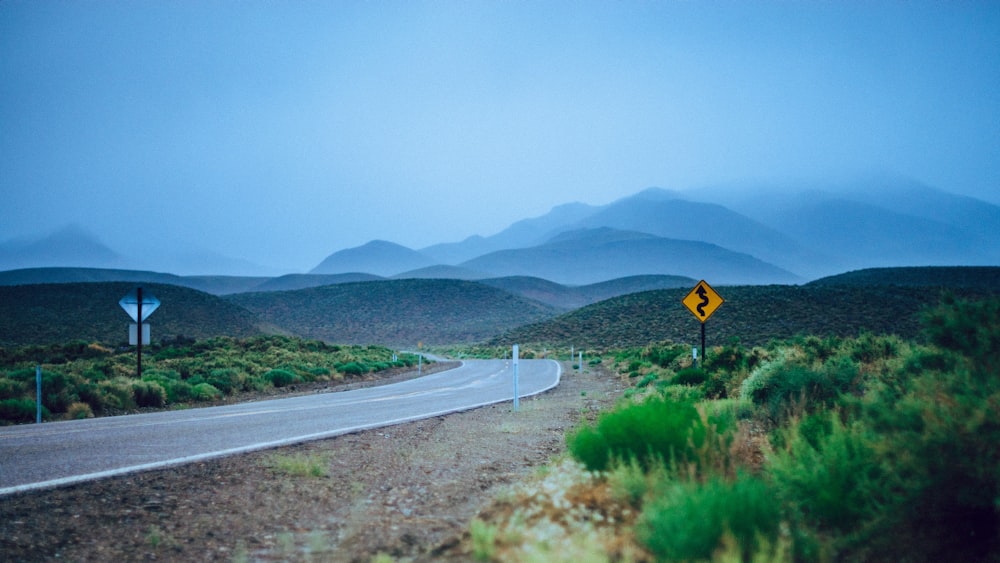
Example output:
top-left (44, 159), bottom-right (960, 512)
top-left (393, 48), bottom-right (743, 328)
top-left (76, 382), bottom-right (105, 413)
top-left (741, 353), bottom-right (859, 422)
top-left (568, 395), bottom-right (705, 472)
top-left (191, 382), bottom-right (222, 401)
top-left (66, 401), bottom-right (94, 419)
top-left (336, 362), bottom-right (368, 376)
top-left (768, 412), bottom-right (887, 534)
top-left (0, 377), bottom-right (25, 400)
top-left (40, 370), bottom-right (76, 414)
top-left (132, 380), bottom-right (166, 408)
top-left (99, 378), bottom-right (136, 410)
top-left (265, 369), bottom-right (298, 387)
top-left (638, 474), bottom-right (781, 562)
top-left (163, 379), bottom-right (194, 403)
top-left (206, 368), bottom-right (244, 395)
top-left (674, 367), bottom-right (706, 386)
top-left (0, 398), bottom-right (44, 423)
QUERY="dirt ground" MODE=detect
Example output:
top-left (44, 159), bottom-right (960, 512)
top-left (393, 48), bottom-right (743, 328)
top-left (0, 361), bottom-right (623, 562)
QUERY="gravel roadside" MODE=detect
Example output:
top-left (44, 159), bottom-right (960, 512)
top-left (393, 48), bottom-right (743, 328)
top-left (0, 361), bottom-right (623, 562)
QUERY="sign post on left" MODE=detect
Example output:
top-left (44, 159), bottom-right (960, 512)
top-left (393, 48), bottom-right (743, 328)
top-left (119, 287), bottom-right (160, 378)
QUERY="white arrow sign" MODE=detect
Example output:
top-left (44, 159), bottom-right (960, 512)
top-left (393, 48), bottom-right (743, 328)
top-left (119, 288), bottom-right (160, 322)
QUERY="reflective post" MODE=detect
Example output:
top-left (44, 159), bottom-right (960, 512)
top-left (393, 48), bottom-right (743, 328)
top-left (512, 344), bottom-right (519, 412)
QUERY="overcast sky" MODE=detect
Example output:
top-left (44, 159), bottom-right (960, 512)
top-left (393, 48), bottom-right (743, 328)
top-left (2, 1), bottom-right (998, 273)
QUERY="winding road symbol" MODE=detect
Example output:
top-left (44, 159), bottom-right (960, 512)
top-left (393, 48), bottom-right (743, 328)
top-left (694, 285), bottom-right (710, 317)
top-left (682, 280), bottom-right (724, 322)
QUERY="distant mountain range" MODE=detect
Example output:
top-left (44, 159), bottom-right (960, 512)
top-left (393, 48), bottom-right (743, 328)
top-left (3, 180), bottom-right (998, 284)
top-left (308, 180), bottom-right (1000, 284)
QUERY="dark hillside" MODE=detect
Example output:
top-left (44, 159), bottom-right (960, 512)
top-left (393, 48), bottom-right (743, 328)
top-left (229, 278), bottom-right (560, 346)
top-left (0, 283), bottom-right (268, 346)
top-left (480, 275), bottom-right (695, 310)
top-left (808, 266), bottom-right (1000, 289)
top-left (493, 284), bottom-right (1000, 349)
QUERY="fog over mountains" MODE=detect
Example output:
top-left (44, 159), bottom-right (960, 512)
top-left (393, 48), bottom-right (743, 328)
top-left (3, 180), bottom-right (998, 285)
top-left (310, 180), bottom-right (1000, 285)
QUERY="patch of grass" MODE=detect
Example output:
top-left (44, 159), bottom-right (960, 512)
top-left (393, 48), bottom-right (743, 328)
top-left (264, 452), bottom-right (328, 478)
top-left (470, 518), bottom-right (498, 561)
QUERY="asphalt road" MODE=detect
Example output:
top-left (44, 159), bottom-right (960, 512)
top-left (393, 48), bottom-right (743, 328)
top-left (0, 359), bottom-right (560, 496)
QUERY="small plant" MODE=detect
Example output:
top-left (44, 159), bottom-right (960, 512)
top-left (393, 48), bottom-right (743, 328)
top-left (638, 474), bottom-right (781, 562)
top-left (470, 518), bottom-right (498, 561)
top-left (132, 380), bottom-right (166, 408)
top-left (191, 382), bottom-right (222, 401)
top-left (265, 453), bottom-right (328, 478)
top-left (66, 401), bottom-right (93, 419)
top-left (568, 395), bottom-right (705, 472)
top-left (265, 368), bottom-right (298, 388)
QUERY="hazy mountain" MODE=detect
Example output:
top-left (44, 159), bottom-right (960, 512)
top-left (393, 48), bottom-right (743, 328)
top-left (460, 227), bottom-right (801, 285)
top-left (250, 273), bottom-right (384, 292)
top-left (0, 225), bottom-right (124, 271)
top-left (391, 265), bottom-right (490, 280)
top-left (420, 201), bottom-right (600, 264)
top-left (310, 240), bottom-right (435, 276)
top-left (699, 179), bottom-right (1000, 276)
top-left (569, 188), bottom-right (829, 277)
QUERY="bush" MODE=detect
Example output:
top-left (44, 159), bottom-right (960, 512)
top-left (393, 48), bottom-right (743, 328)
top-left (206, 368), bottom-right (244, 395)
top-left (132, 380), bottom-right (166, 408)
top-left (191, 382), bottom-right (222, 401)
top-left (768, 412), bottom-right (887, 534)
top-left (99, 378), bottom-right (136, 410)
top-left (264, 369), bottom-right (298, 388)
top-left (336, 362), bottom-right (368, 376)
top-left (0, 397), bottom-right (44, 423)
top-left (638, 474), bottom-right (781, 561)
top-left (741, 353), bottom-right (859, 422)
top-left (674, 367), bottom-right (706, 386)
top-left (66, 401), bottom-right (94, 420)
top-left (568, 395), bottom-right (705, 472)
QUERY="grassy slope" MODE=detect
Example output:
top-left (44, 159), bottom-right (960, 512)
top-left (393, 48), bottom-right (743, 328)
top-left (494, 269), bottom-right (1000, 349)
top-left (0, 283), bottom-right (268, 346)
top-left (228, 278), bottom-right (560, 346)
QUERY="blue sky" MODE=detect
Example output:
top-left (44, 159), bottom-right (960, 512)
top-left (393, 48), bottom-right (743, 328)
top-left (2, 1), bottom-right (998, 273)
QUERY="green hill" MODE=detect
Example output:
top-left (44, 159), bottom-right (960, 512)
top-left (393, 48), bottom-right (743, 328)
top-left (228, 278), bottom-right (559, 346)
top-left (480, 275), bottom-right (695, 310)
top-left (0, 283), bottom-right (270, 346)
top-left (493, 282), bottom-right (1000, 349)
top-left (808, 266), bottom-right (1000, 289)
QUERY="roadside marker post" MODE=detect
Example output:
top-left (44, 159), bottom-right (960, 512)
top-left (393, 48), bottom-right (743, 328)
top-left (512, 344), bottom-right (520, 412)
top-left (682, 280), bottom-right (725, 367)
top-left (36, 365), bottom-right (41, 424)
top-left (119, 287), bottom-right (160, 379)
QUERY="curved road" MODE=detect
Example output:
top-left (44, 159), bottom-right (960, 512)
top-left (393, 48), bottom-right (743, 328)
top-left (0, 359), bottom-right (560, 496)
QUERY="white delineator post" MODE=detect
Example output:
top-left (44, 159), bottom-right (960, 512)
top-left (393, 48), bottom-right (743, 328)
top-left (512, 344), bottom-right (519, 412)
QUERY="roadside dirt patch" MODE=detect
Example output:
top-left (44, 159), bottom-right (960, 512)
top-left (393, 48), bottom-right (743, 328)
top-left (0, 362), bottom-right (622, 562)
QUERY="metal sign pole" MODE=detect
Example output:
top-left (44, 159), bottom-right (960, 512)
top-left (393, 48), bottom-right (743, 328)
top-left (136, 287), bottom-right (143, 379)
top-left (701, 322), bottom-right (706, 369)
top-left (36, 365), bottom-right (42, 424)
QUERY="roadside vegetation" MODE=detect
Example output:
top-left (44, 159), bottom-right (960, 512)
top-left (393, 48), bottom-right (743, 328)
top-left (471, 294), bottom-right (1000, 561)
top-left (0, 335), bottom-right (422, 424)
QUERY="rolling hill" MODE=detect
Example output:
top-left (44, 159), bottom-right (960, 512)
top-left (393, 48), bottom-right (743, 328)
top-left (480, 275), bottom-right (695, 310)
top-left (310, 240), bottom-right (435, 276)
top-left (0, 282), bottom-right (270, 347)
top-left (228, 278), bottom-right (561, 346)
top-left (492, 267), bottom-right (1000, 349)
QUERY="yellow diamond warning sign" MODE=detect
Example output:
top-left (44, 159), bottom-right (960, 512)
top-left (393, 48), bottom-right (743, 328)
top-left (682, 280), bottom-right (724, 323)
